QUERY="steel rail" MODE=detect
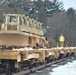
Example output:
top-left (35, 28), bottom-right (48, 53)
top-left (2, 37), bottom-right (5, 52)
top-left (13, 57), bottom-right (71, 75)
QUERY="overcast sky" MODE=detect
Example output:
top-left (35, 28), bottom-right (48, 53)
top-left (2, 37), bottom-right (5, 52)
top-left (59, 0), bottom-right (76, 10)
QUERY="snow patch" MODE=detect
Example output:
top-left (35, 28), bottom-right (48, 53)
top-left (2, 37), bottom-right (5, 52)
top-left (50, 60), bottom-right (76, 75)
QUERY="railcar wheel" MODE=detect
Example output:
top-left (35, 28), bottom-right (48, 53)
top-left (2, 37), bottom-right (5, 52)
top-left (28, 61), bottom-right (33, 69)
top-left (71, 52), bottom-right (75, 57)
top-left (45, 57), bottom-right (50, 63)
top-left (14, 68), bottom-right (21, 73)
top-left (51, 58), bottom-right (56, 62)
top-left (58, 54), bottom-right (64, 59)
top-left (6, 61), bottom-right (12, 75)
top-left (35, 61), bottom-right (40, 67)
top-left (66, 53), bottom-right (70, 57)
top-left (29, 64), bottom-right (33, 69)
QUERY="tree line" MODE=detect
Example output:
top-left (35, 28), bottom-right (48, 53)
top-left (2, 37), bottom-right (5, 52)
top-left (0, 0), bottom-right (76, 47)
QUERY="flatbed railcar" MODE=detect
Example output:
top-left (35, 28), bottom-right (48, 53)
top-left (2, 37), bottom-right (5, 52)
top-left (0, 14), bottom-right (76, 75)
top-left (0, 47), bottom-right (76, 75)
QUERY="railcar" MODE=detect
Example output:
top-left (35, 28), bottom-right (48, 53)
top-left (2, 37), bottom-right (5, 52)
top-left (0, 14), bottom-right (76, 75)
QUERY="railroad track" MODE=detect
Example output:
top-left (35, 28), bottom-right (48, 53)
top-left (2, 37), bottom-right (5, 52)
top-left (13, 57), bottom-right (72, 75)
top-left (0, 56), bottom-right (74, 75)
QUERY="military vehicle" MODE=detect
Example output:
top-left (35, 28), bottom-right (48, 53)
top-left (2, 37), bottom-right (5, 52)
top-left (0, 14), bottom-right (45, 49)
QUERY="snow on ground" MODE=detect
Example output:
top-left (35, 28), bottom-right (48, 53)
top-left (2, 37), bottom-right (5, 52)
top-left (29, 59), bottom-right (76, 75)
top-left (50, 60), bottom-right (76, 75)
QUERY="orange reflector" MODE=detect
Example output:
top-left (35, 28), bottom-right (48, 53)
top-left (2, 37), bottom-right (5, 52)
top-left (13, 52), bottom-right (17, 55)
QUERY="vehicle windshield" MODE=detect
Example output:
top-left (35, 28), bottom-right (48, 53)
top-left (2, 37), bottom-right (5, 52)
top-left (8, 15), bottom-right (17, 23)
